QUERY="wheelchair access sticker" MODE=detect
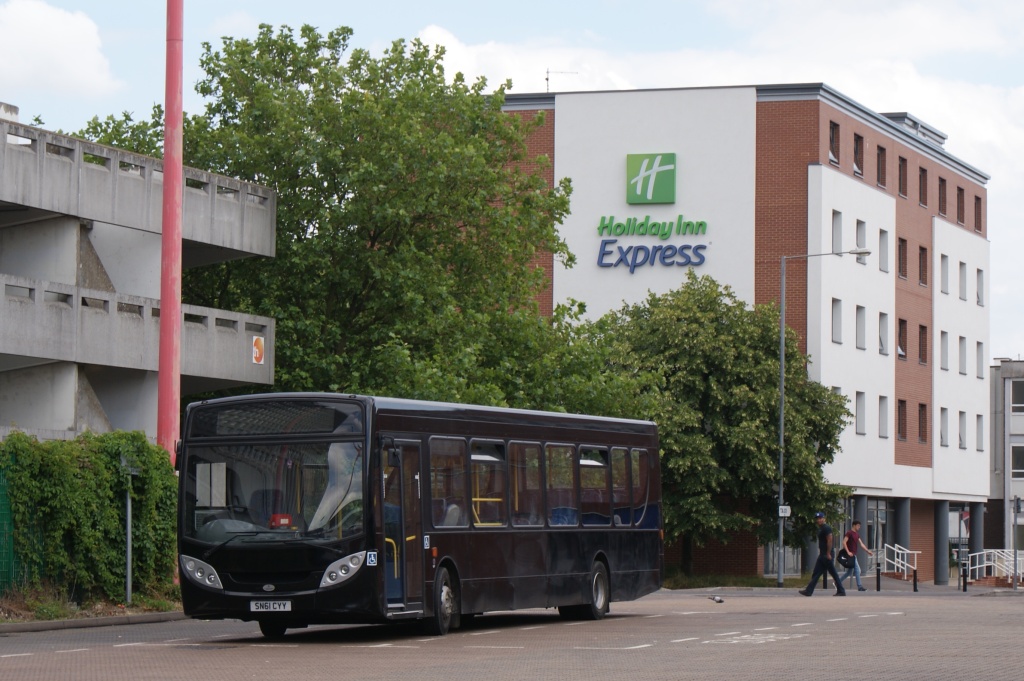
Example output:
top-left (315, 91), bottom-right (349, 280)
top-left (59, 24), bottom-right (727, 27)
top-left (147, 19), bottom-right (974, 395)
top-left (366, 551), bottom-right (378, 566)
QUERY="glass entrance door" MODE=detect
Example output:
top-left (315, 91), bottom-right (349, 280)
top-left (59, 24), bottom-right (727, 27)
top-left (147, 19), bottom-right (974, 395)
top-left (383, 440), bottom-right (423, 607)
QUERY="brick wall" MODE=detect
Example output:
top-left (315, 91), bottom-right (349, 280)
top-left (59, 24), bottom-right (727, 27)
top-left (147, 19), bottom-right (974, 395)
top-left (513, 109), bottom-right (557, 317)
top-left (910, 499), bottom-right (936, 582)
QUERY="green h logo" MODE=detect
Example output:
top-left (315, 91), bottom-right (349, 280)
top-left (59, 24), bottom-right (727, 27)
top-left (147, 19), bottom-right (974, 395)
top-left (626, 153), bottom-right (676, 205)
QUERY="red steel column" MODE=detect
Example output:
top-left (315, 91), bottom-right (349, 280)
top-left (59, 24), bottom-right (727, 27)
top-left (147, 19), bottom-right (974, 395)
top-left (158, 0), bottom-right (183, 465)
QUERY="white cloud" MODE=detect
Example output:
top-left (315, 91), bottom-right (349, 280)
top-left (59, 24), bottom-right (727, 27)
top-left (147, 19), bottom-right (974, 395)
top-left (0, 0), bottom-right (122, 96)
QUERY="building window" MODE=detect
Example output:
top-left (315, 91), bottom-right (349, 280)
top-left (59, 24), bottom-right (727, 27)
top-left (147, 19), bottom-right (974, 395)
top-left (879, 229), bottom-right (889, 273)
top-left (879, 396), bottom-right (889, 438)
top-left (918, 167), bottom-right (928, 206)
top-left (897, 238), bottom-right (908, 278)
top-left (856, 392), bottom-right (866, 434)
top-left (940, 408), bottom-right (949, 447)
top-left (940, 331), bottom-right (949, 370)
top-left (1013, 446), bottom-right (1024, 478)
top-left (939, 177), bottom-right (947, 215)
top-left (959, 336), bottom-right (967, 375)
top-left (898, 157), bottom-right (908, 196)
top-left (879, 313), bottom-right (889, 355)
top-left (958, 411), bottom-right (967, 449)
top-left (957, 187), bottom-right (965, 224)
top-left (976, 415), bottom-right (984, 452)
top-left (829, 121), bottom-right (840, 164)
top-left (856, 305), bottom-right (866, 350)
top-left (918, 403), bottom-right (928, 443)
top-left (853, 134), bottom-right (864, 176)
top-left (897, 400), bottom-right (907, 440)
top-left (940, 254), bottom-right (949, 294)
top-left (977, 269), bottom-right (985, 306)
top-left (856, 220), bottom-right (867, 264)
top-left (898, 319), bottom-right (907, 359)
top-left (976, 342), bottom-right (985, 379)
top-left (832, 211), bottom-right (842, 253)
top-left (918, 247), bottom-right (928, 286)
top-left (877, 145), bottom-right (887, 187)
top-left (918, 325), bottom-right (928, 364)
top-left (959, 262), bottom-right (967, 301)
top-left (1014, 381), bottom-right (1024, 413)
top-left (974, 196), bottom-right (982, 232)
top-left (832, 298), bottom-right (842, 343)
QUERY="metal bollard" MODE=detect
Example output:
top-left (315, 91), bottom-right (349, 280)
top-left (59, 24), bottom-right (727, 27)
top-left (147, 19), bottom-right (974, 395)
top-left (962, 565), bottom-right (968, 592)
top-left (913, 569), bottom-right (918, 592)
top-left (876, 564), bottom-right (881, 591)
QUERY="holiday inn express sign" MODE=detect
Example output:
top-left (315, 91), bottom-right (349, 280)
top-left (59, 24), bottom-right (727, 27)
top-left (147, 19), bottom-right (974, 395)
top-left (550, 87), bottom-right (756, 319)
top-left (595, 152), bottom-right (710, 273)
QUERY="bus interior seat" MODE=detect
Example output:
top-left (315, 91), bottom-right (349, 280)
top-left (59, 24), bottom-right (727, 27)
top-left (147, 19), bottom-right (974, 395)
top-left (443, 503), bottom-right (463, 526)
top-left (249, 488), bottom-right (281, 527)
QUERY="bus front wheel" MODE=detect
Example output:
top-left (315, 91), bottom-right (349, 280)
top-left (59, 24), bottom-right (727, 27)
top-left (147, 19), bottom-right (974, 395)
top-left (425, 566), bottom-right (458, 635)
top-left (258, 620), bottom-right (287, 638)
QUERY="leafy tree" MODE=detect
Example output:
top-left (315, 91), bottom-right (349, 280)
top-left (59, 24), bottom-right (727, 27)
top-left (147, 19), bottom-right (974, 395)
top-left (77, 24), bottom-right (576, 405)
top-left (604, 272), bottom-right (850, 562)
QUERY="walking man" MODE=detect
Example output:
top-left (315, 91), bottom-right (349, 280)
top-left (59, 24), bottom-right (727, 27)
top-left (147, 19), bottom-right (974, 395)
top-left (799, 511), bottom-right (847, 596)
top-left (840, 519), bottom-right (873, 592)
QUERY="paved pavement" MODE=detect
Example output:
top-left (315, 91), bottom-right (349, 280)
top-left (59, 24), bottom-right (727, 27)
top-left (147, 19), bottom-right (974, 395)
top-left (1, 574), bottom-right (1015, 634)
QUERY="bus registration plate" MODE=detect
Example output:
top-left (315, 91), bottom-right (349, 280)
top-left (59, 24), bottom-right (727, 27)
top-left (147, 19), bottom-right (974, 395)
top-left (250, 600), bottom-right (291, 612)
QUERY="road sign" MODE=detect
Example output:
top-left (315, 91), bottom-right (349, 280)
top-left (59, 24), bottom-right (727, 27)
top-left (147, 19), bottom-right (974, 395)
top-left (779, 505), bottom-right (791, 517)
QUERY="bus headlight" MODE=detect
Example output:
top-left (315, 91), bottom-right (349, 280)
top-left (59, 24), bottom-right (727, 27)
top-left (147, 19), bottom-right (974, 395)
top-left (319, 551), bottom-right (366, 588)
top-left (180, 554), bottom-right (224, 590)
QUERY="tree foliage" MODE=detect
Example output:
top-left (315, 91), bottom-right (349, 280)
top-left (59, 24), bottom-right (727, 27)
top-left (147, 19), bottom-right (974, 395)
top-left (604, 272), bottom-right (851, 551)
top-left (0, 432), bottom-right (177, 602)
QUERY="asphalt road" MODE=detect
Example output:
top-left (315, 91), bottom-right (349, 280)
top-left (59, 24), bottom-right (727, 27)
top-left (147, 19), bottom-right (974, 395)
top-left (2, 584), bottom-right (1021, 681)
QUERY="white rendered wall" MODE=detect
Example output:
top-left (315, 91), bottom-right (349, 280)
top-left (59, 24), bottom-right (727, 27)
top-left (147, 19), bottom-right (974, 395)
top-left (932, 216), bottom-right (990, 499)
top-left (552, 87), bottom-right (757, 317)
top-left (806, 165), bottom-right (897, 494)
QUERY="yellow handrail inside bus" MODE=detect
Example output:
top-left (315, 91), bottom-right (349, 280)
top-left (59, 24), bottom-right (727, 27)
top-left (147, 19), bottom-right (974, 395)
top-left (384, 538), bottom-right (399, 578)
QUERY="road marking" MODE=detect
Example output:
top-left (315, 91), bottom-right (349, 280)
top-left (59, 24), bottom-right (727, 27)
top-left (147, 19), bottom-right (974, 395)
top-left (671, 637), bottom-right (700, 643)
top-left (858, 614), bottom-right (879, 618)
top-left (574, 644), bottom-right (652, 650)
top-left (470, 630), bottom-right (500, 636)
top-left (164, 638), bottom-right (190, 642)
top-left (791, 623), bottom-right (813, 627)
top-left (644, 614), bottom-right (665, 619)
top-left (466, 646), bottom-right (525, 649)
top-left (348, 644), bottom-right (418, 649)
top-left (827, 618), bottom-right (848, 622)
top-left (674, 611), bottom-right (710, 615)
top-left (715, 631), bottom-right (741, 636)
top-left (251, 643), bottom-right (301, 648)
top-left (563, 621), bottom-right (588, 626)
top-left (754, 627), bottom-right (777, 631)
top-left (1, 653), bottom-right (33, 658)
top-left (56, 649), bottom-right (90, 653)
top-left (113, 642), bottom-right (144, 647)
top-left (519, 626), bottom-right (545, 631)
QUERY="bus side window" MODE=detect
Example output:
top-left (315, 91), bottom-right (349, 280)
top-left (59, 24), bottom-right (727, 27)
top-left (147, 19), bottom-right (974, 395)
top-left (611, 447), bottom-right (630, 526)
top-left (580, 447), bottom-right (610, 526)
top-left (632, 449), bottom-right (650, 526)
top-left (510, 441), bottom-right (543, 527)
top-left (545, 444), bottom-right (577, 526)
top-left (430, 437), bottom-right (468, 527)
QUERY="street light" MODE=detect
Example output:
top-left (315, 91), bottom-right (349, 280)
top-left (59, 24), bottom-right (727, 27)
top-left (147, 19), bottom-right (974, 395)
top-left (776, 246), bottom-right (871, 588)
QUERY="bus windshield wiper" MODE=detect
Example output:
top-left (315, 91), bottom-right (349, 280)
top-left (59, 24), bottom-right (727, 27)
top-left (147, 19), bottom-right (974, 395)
top-left (279, 537), bottom-right (346, 557)
top-left (202, 531), bottom-right (259, 560)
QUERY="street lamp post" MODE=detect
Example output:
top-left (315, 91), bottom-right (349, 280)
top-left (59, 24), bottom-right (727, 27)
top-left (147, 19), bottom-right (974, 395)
top-left (776, 247), bottom-right (870, 588)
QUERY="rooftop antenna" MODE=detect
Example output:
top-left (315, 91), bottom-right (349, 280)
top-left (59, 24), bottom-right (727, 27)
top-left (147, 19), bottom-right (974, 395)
top-left (546, 68), bottom-right (578, 93)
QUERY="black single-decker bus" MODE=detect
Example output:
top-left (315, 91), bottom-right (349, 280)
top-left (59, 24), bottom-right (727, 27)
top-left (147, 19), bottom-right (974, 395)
top-left (177, 394), bottom-right (662, 637)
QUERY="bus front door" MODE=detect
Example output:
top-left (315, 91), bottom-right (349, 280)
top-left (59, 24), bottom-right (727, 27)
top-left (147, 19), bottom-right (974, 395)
top-left (383, 440), bottom-right (424, 609)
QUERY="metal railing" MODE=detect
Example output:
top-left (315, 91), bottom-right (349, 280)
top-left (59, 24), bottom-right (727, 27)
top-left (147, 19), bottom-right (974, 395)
top-left (967, 549), bottom-right (1024, 583)
top-left (882, 543), bottom-right (921, 579)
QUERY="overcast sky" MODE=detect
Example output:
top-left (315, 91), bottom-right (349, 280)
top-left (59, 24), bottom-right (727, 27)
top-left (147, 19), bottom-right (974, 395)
top-left (1, 0), bottom-right (1021, 360)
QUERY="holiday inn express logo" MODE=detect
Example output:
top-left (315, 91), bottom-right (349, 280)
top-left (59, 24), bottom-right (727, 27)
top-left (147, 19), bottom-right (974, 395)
top-left (626, 153), bottom-right (676, 204)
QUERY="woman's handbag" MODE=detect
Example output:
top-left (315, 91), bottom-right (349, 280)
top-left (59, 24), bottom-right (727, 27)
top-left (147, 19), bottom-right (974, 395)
top-left (837, 549), bottom-right (854, 569)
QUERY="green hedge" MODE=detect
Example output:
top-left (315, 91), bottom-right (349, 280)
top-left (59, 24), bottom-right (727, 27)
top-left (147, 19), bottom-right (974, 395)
top-left (0, 431), bottom-right (177, 601)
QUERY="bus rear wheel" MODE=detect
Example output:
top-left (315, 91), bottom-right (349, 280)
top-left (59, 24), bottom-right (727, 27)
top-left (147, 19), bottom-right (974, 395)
top-left (559, 561), bottom-right (609, 621)
top-left (258, 620), bottom-right (287, 638)
top-left (425, 566), bottom-right (458, 635)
